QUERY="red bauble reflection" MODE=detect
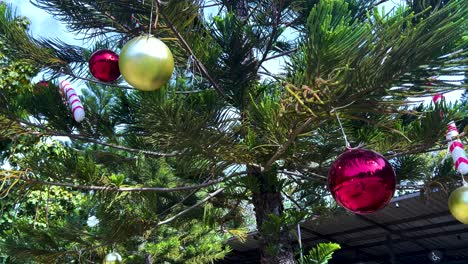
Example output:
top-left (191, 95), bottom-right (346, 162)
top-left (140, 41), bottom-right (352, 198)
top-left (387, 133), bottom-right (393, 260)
top-left (35, 80), bottom-right (49, 93)
top-left (36, 81), bottom-right (49, 88)
top-left (328, 148), bottom-right (396, 214)
top-left (89, 49), bottom-right (120, 82)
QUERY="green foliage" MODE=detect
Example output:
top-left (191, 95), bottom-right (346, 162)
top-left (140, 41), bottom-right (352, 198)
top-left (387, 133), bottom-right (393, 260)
top-left (0, 2), bottom-right (64, 74)
top-left (288, 0), bottom-right (467, 113)
top-left (300, 242), bottom-right (341, 264)
top-left (261, 211), bottom-right (306, 240)
top-left (0, 179), bottom-right (89, 264)
top-left (391, 154), bottom-right (431, 182)
top-left (211, 12), bottom-right (259, 106)
top-left (0, 60), bottom-right (36, 92)
top-left (0, 186), bottom-right (86, 230)
top-left (0, 4), bottom-right (38, 116)
top-left (143, 221), bottom-right (230, 264)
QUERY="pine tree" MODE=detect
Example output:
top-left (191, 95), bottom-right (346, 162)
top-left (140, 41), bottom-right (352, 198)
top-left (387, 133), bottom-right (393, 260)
top-left (0, 0), bottom-right (467, 263)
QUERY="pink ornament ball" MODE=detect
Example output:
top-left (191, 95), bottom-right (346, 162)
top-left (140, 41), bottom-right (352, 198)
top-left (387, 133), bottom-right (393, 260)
top-left (89, 49), bottom-right (120, 82)
top-left (328, 148), bottom-right (396, 214)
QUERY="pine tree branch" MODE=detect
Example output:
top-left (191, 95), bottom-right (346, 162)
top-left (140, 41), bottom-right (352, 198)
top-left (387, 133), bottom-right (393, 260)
top-left (264, 117), bottom-right (315, 171)
top-left (355, 0), bottom-right (391, 19)
top-left (40, 130), bottom-right (178, 157)
top-left (5, 115), bottom-right (178, 158)
top-left (258, 67), bottom-right (282, 81)
top-left (279, 169), bottom-right (328, 180)
top-left (158, 186), bottom-right (201, 216)
top-left (281, 190), bottom-right (305, 211)
top-left (31, 0), bottom-right (135, 39)
top-left (257, 0), bottom-right (283, 67)
top-left (201, 3), bottom-right (223, 8)
top-left (263, 48), bottom-right (298, 62)
top-left (64, 69), bottom-right (135, 90)
top-left (6, 172), bottom-right (244, 193)
top-left (158, 3), bottom-right (231, 101)
top-left (66, 67), bottom-right (214, 94)
top-left (175, 89), bottom-right (212, 94)
top-left (157, 173), bottom-right (218, 217)
top-left (157, 188), bottom-right (224, 226)
top-left (385, 132), bottom-right (466, 159)
top-left (101, 10), bottom-right (133, 35)
top-left (219, 195), bottom-right (245, 224)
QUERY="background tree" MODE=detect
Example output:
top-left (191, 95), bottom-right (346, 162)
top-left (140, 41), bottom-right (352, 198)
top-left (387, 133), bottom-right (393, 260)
top-left (0, 2), bottom-right (230, 263)
top-left (0, 0), bottom-right (467, 263)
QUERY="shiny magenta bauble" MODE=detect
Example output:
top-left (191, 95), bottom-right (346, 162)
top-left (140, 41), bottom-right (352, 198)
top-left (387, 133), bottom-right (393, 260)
top-left (328, 148), bottom-right (396, 214)
top-left (89, 49), bottom-right (120, 82)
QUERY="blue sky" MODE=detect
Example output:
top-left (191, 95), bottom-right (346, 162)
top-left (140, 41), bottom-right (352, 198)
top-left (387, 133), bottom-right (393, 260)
top-left (5, 0), bottom-right (83, 45)
top-left (5, 0), bottom-right (464, 102)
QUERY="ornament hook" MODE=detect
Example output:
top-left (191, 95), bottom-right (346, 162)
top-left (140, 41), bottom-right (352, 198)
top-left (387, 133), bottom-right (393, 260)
top-left (148, 0), bottom-right (159, 36)
top-left (331, 108), bottom-right (351, 149)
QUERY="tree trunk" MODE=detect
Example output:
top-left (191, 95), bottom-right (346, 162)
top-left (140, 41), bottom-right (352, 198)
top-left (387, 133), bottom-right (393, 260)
top-left (249, 166), bottom-right (296, 264)
top-left (232, 0), bottom-right (295, 261)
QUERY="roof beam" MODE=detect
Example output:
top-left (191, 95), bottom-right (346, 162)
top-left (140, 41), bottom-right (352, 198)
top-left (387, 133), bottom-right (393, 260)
top-left (355, 244), bottom-right (468, 263)
top-left (322, 210), bottom-right (451, 238)
top-left (341, 219), bottom-right (460, 244)
top-left (355, 214), bottom-right (429, 251)
top-left (299, 225), bottom-right (376, 258)
top-left (345, 227), bottom-right (468, 250)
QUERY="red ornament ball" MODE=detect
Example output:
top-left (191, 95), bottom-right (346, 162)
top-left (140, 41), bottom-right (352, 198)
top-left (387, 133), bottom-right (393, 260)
top-left (328, 148), bottom-right (396, 214)
top-left (89, 49), bottom-right (120, 82)
top-left (36, 80), bottom-right (49, 88)
top-left (35, 80), bottom-right (49, 93)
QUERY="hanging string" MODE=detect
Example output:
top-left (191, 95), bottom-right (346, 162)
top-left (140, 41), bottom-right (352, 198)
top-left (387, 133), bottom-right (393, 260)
top-left (330, 101), bottom-right (355, 149)
top-left (185, 55), bottom-right (195, 86)
top-left (297, 224), bottom-right (304, 263)
top-left (153, 1), bottom-right (159, 31)
top-left (184, 54), bottom-right (204, 87)
top-left (147, 1), bottom-right (159, 36)
top-left (148, 1), bottom-right (154, 36)
top-left (333, 109), bottom-right (351, 149)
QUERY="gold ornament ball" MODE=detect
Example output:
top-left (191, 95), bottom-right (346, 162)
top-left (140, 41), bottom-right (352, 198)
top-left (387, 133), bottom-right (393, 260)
top-left (448, 185), bottom-right (468, 224)
top-left (103, 252), bottom-right (123, 264)
top-left (119, 36), bottom-right (174, 91)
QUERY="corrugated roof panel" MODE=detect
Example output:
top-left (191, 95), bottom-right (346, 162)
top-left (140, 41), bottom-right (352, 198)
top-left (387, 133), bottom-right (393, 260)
top-left (222, 191), bottom-right (468, 263)
top-left (361, 244), bottom-right (388, 255)
top-left (393, 241), bottom-right (423, 253)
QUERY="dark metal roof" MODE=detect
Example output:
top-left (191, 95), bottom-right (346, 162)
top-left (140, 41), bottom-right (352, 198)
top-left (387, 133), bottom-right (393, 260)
top-left (221, 191), bottom-right (468, 264)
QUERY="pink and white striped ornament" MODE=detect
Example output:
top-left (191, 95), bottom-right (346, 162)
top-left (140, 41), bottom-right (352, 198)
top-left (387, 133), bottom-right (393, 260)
top-left (433, 94), bottom-right (468, 175)
top-left (59, 80), bottom-right (85, 123)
